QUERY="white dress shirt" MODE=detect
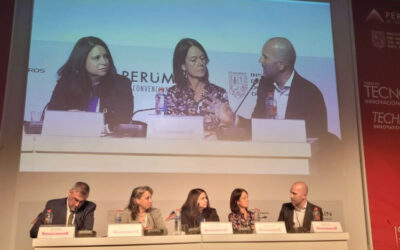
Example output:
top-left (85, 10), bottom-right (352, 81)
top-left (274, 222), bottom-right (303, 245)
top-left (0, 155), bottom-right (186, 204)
top-left (273, 70), bottom-right (295, 120)
top-left (292, 201), bottom-right (307, 228)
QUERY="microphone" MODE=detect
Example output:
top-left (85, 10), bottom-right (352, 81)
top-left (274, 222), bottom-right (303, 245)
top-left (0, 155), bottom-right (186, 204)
top-left (233, 78), bottom-right (259, 116)
top-left (165, 211), bottom-right (176, 221)
top-left (40, 102), bottom-right (49, 122)
top-left (217, 78), bottom-right (259, 141)
top-left (112, 108), bottom-right (155, 137)
top-left (133, 108), bottom-right (156, 117)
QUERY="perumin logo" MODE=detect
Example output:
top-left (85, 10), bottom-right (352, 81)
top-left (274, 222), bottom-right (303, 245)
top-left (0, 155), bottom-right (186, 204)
top-left (366, 9), bottom-right (385, 23)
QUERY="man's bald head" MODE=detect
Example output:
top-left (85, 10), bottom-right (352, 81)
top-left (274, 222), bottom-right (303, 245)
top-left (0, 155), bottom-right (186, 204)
top-left (290, 181), bottom-right (308, 208)
top-left (264, 37), bottom-right (296, 70)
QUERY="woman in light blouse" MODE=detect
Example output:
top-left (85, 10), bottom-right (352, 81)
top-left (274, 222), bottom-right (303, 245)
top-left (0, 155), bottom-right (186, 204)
top-left (120, 186), bottom-right (167, 234)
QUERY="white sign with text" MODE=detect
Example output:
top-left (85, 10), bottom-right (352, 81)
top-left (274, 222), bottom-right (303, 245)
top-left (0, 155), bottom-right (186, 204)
top-left (311, 221), bottom-right (343, 233)
top-left (147, 115), bottom-right (204, 140)
top-left (255, 222), bottom-right (287, 234)
top-left (108, 224), bottom-right (143, 237)
top-left (201, 222), bottom-right (233, 235)
top-left (37, 225), bottom-right (75, 239)
top-left (252, 119), bottom-right (306, 142)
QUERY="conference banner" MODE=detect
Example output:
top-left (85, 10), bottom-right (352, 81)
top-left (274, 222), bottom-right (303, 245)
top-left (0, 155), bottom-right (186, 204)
top-left (352, 0), bottom-right (400, 249)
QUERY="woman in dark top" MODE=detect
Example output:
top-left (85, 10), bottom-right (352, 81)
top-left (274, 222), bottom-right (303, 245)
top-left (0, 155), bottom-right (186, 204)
top-left (47, 36), bottom-right (133, 131)
top-left (166, 38), bottom-right (234, 132)
top-left (228, 188), bottom-right (256, 231)
top-left (181, 188), bottom-right (219, 231)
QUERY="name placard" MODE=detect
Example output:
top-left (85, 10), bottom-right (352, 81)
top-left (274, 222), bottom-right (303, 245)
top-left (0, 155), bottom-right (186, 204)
top-left (108, 224), bottom-right (143, 237)
top-left (255, 222), bottom-right (287, 234)
top-left (201, 222), bottom-right (233, 235)
top-left (147, 115), bottom-right (204, 140)
top-left (37, 225), bottom-right (75, 238)
top-left (311, 221), bottom-right (343, 233)
top-left (252, 119), bottom-right (306, 142)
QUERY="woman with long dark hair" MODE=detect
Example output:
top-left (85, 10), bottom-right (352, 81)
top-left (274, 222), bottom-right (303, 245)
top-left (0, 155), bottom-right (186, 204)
top-left (166, 38), bottom-right (234, 132)
top-left (120, 186), bottom-right (167, 234)
top-left (47, 36), bottom-right (133, 130)
top-left (228, 188), bottom-right (255, 231)
top-left (180, 188), bottom-right (219, 231)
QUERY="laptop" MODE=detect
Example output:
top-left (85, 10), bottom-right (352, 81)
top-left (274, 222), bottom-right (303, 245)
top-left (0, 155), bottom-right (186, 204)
top-left (41, 110), bottom-right (104, 137)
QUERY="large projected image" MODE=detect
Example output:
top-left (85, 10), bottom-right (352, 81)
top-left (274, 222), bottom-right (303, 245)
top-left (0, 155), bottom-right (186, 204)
top-left (21, 0), bottom-right (340, 174)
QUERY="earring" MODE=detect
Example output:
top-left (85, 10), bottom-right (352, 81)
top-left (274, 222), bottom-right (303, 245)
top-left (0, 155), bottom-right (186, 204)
top-left (183, 70), bottom-right (187, 79)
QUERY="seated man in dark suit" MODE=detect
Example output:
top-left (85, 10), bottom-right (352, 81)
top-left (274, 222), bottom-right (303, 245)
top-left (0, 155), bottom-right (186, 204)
top-left (278, 181), bottom-right (323, 233)
top-left (30, 182), bottom-right (96, 238)
top-left (252, 37), bottom-right (327, 139)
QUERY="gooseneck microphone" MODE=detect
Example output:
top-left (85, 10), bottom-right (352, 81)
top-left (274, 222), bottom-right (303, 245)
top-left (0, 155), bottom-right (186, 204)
top-left (233, 78), bottom-right (259, 116)
top-left (133, 108), bottom-right (156, 117)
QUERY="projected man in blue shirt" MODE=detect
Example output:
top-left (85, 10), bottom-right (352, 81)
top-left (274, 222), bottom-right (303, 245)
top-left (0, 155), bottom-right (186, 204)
top-left (252, 37), bottom-right (327, 139)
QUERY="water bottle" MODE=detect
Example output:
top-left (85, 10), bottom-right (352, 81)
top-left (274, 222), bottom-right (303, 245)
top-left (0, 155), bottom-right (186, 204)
top-left (312, 207), bottom-right (321, 221)
top-left (174, 209), bottom-right (181, 234)
top-left (155, 87), bottom-right (166, 115)
top-left (44, 209), bottom-right (53, 225)
top-left (115, 209), bottom-right (122, 224)
top-left (264, 92), bottom-right (277, 119)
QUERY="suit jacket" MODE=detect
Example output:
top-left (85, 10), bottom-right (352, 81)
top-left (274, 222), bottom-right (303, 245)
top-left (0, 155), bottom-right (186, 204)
top-left (120, 207), bottom-right (168, 235)
top-left (278, 202), bottom-right (323, 233)
top-left (252, 72), bottom-right (327, 138)
top-left (48, 74), bottom-right (133, 130)
top-left (181, 207), bottom-right (220, 229)
top-left (30, 198), bottom-right (96, 238)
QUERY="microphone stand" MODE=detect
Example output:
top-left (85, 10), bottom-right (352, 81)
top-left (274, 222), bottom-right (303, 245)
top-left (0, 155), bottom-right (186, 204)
top-left (217, 78), bottom-right (259, 141)
top-left (233, 78), bottom-right (259, 115)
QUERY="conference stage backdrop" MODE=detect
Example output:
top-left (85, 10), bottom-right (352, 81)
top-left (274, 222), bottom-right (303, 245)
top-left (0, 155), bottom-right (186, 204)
top-left (352, 0), bottom-right (400, 249)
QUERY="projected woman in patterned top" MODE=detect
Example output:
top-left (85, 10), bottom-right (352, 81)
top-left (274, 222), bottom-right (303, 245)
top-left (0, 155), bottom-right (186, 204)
top-left (166, 38), bottom-right (234, 132)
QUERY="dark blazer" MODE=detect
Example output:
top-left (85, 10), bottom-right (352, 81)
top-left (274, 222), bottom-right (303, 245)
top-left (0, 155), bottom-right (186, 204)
top-left (181, 207), bottom-right (220, 229)
top-left (278, 202), bottom-right (323, 233)
top-left (252, 72), bottom-right (327, 138)
top-left (30, 198), bottom-right (96, 238)
top-left (48, 74), bottom-right (133, 130)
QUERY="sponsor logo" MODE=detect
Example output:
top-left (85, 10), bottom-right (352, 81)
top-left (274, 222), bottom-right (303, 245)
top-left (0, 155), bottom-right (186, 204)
top-left (371, 30), bottom-right (386, 49)
top-left (366, 9), bottom-right (385, 23)
top-left (366, 8), bottom-right (400, 25)
top-left (229, 72), bottom-right (248, 99)
top-left (385, 11), bottom-right (400, 24)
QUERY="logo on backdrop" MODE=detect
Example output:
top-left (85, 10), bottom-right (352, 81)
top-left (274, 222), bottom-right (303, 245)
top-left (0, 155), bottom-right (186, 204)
top-left (371, 30), bottom-right (386, 49)
top-left (387, 220), bottom-right (400, 248)
top-left (363, 81), bottom-right (400, 106)
top-left (363, 81), bottom-right (400, 130)
top-left (366, 8), bottom-right (400, 25)
top-left (366, 9), bottom-right (400, 50)
top-left (229, 72), bottom-right (248, 99)
top-left (28, 67), bottom-right (46, 73)
top-left (121, 70), bottom-right (174, 93)
top-left (323, 211), bottom-right (333, 221)
top-left (366, 9), bottom-right (385, 23)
